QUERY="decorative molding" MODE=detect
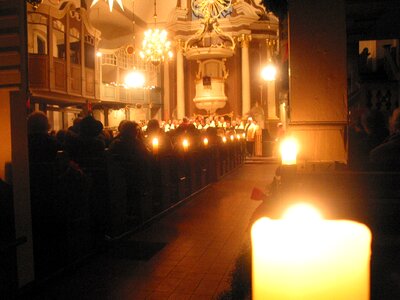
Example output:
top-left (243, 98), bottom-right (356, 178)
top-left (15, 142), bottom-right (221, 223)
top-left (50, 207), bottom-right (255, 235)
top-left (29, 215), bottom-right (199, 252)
top-left (237, 33), bottom-right (252, 47)
top-left (233, 1), bottom-right (261, 20)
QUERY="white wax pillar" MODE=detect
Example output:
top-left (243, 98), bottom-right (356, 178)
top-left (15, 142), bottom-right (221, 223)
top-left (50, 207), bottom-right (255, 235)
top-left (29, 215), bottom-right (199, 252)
top-left (252, 217), bottom-right (371, 300)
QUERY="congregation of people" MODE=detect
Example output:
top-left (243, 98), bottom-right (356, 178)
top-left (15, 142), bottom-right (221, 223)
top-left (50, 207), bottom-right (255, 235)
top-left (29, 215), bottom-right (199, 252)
top-left (349, 107), bottom-right (400, 170)
top-left (27, 113), bottom-right (262, 165)
top-left (25, 111), bottom-right (254, 280)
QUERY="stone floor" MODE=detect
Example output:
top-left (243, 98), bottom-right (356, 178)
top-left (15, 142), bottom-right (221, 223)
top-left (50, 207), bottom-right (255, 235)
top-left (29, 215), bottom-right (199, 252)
top-left (22, 163), bottom-right (278, 300)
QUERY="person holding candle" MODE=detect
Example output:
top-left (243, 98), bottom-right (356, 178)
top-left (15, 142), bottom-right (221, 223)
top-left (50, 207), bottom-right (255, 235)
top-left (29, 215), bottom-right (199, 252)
top-left (145, 119), bottom-right (174, 156)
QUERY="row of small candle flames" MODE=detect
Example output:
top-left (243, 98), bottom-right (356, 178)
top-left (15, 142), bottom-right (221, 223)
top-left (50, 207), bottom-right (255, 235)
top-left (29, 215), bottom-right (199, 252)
top-left (253, 137), bottom-right (371, 299)
top-left (150, 133), bottom-right (246, 155)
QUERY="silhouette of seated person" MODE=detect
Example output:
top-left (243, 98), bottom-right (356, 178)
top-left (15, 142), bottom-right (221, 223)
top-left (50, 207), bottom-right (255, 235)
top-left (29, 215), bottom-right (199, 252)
top-left (108, 120), bottom-right (150, 163)
top-left (108, 121), bottom-right (151, 222)
top-left (370, 108), bottom-right (400, 171)
top-left (27, 111), bottom-right (58, 163)
top-left (358, 47), bottom-right (370, 73)
top-left (64, 115), bottom-right (105, 167)
top-left (145, 119), bottom-right (174, 156)
top-left (205, 127), bottom-right (219, 146)
top-left (348, 109), bottom-right (389, 170)
top-left (172, 117), bottom-right (200, 152)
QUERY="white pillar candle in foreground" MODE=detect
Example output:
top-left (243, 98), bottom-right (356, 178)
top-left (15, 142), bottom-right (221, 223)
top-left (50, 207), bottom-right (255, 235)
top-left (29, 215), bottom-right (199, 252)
top-left (251, 204), bottom-right (371, 300)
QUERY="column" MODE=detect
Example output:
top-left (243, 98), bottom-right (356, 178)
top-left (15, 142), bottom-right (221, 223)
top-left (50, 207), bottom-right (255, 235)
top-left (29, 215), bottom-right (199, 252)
top-left (240, 34), bottom-right (251, 117)
top-left (10, 91), bottom-right (34, 287)
top-left (176, 41), bottom-right (185, 119)
top-left (288, 0), bottom-right (347, 162)
top-left (266, 39), bottom-right (278, 121)
top-left (163, 60), bottom-right (171, 120)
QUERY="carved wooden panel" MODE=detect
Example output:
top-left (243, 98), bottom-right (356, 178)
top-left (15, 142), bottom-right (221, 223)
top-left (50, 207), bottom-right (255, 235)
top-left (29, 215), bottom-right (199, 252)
top-left (0, 1), bottom-right (24, 88)
top-left (85, 68), bottom-right (94, 96)
top-left (28, 54), bottom-right (48, 89)
top-left (53, 58), bottom-right (66, 91)
top-left (70, 63), bottom-right (81, 94)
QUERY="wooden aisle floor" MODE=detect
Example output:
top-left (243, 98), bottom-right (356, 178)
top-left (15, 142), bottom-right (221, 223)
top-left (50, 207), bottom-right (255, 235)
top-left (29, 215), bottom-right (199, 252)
top-left (22, 163), bottom-right (278, 300)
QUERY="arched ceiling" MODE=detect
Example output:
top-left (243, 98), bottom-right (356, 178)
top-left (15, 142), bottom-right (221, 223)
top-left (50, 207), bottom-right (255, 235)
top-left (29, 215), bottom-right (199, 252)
top-left (86, 0), bottom-right (178, 48)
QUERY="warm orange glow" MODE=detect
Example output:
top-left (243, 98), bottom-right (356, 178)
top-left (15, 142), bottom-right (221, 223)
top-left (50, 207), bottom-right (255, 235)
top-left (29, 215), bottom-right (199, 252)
top-left (236, 134), bottom-right (241, 140)
top-left (203, 137), bottom-right (209, 147)
top-left (261, 64), bottom-right (277, 81)
top-left (282, 203), bottom-right (322, 221)
top-left (222, 136), bottom-right (227, 143)
top-left (251, 204), bottom-right (371, 300)
top-left (182, 139), bottom-right (189, 152)
top-left (124, 70), bottom-right (145, 88)
top-left (230, 135), bottom-right (234, 141)
top-left (280, 137), bottom-right (298, 165)
top-left (152, 137), bottom-right (159, 155)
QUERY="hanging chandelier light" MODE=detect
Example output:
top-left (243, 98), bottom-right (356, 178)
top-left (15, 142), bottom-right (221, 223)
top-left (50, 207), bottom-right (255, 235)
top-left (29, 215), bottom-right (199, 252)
top-left (90, 0), bottom-right (124, 12)
top-left (139, 0), bottom-right (173, 66)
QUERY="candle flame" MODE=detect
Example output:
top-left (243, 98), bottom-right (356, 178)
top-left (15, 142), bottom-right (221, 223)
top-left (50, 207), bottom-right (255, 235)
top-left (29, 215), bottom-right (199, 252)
top-left (283, 203), bottom-right (322, 221)
top-left (152, 137), bottom-right (159, 147)
top-left (280, 137), bottom-right (299, 165)
top-left (182, 139), bottom-right (189, 148)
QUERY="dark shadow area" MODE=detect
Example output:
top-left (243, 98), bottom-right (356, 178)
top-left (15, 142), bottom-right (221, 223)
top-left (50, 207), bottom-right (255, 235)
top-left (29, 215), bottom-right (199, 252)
top-left (106, 240), bottom-right (167, 261)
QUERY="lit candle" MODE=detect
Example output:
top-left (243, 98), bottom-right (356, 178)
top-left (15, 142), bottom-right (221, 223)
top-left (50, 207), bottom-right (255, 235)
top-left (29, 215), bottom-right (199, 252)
top-left (230, 135), bottom-right (234, 141)
top-left (280, 137), bottom-right (298, 165)
top-left (152, 137), bottom-right (159, 155)
top-left (203, 137), bottom-right (209, 147)
top-left (182, 139), bottom-right (189, 152)
top-left (251, 204), bottom-right (371, 300)
top-left (222, 136), bottom-right (227, 143)
top-left (236, 134), bottom-right (241, 140)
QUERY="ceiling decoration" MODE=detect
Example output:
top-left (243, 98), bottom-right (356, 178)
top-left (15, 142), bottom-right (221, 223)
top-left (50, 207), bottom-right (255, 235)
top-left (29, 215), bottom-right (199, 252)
top-left (90, 0), bottom-right (124, 12)
top-left (26, 0), bottom-right (43, 10)
top-left (185, 0), bottom-right (235, 60)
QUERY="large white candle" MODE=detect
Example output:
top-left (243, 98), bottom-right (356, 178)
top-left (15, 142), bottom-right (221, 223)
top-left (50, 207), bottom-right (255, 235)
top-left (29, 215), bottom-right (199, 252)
top-left (251, 204), bottom-right (371, 300)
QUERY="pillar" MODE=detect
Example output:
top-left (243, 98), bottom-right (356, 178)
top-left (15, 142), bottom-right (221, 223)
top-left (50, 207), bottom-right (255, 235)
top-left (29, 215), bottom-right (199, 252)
top-left (176, 41), bottom-right (185, 119)
top-left (163, 60), bottom-right (171, 120)
top-left (240, 34), bottom-right (251, 117)
top-left (266, 39), bottom-right (278, 121)
top-left (288, 0), bottom-right (347, 162)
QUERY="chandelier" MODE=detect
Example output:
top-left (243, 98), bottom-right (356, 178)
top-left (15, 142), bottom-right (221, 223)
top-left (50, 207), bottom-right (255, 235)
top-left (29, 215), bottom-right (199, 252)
top-left (90, 0), bottom-right (124, 12)
top-left (139, 0), bottom-right (173, 66)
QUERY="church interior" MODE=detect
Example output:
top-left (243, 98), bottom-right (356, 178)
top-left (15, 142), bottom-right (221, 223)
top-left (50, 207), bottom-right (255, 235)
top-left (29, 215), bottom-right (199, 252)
top-left (1, 0), bottom-right (400, 298)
